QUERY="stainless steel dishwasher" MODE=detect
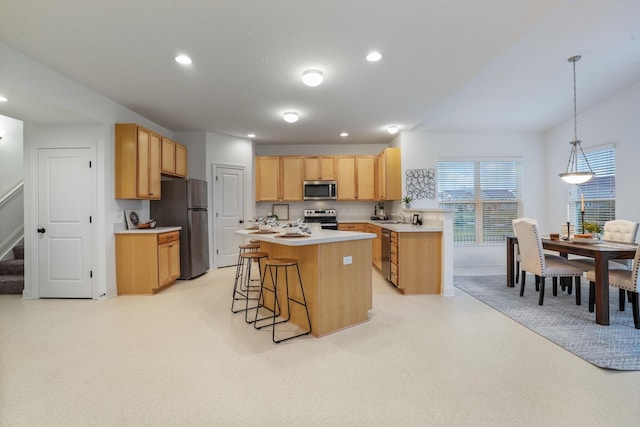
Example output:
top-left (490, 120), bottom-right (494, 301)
top-left (381, 229), bottom-right (391, 281)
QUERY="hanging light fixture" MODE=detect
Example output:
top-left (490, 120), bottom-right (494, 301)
top-left (559, 55), bottom-right (594, 184)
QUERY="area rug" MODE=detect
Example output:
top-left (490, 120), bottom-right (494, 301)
top-left (454, 275), bottom-right (640, 370)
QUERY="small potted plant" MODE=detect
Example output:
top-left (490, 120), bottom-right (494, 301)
top-left (583, 222), bottom-right (601, 237)
top-left (402, 196), bottom-right (413, 208)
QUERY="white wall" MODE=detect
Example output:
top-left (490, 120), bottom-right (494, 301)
top-left (0, 115), bottom-right (24, 259)
top-left (2, 42), bottom-right (174, 299)
top-left (545, 80), bottom-right (640, 229)
top-left (399, 130), bottom-right (547, 268)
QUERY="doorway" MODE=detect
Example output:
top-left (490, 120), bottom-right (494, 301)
top-left (213, 164), bottom-right (245, 268)
top-left (37, 147), bottom-right (93, 298)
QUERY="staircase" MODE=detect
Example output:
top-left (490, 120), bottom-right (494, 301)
top-left (0, 244), bottom-right (24, 294)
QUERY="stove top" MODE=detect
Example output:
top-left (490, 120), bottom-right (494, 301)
top-left (303, 209), bottom-right (337, 219)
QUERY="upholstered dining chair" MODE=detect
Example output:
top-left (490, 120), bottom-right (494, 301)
top-left (568, 219), bottom-right (639, 310)
top-left (586, 244), bottom-right (640, 329)
top-left (513, 218), bottom-right (584, 306)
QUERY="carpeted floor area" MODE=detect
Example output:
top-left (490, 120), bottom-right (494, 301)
top-left (454, 275), bottom-right (640, 370)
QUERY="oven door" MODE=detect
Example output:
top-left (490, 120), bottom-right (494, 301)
top-left (320, 221), bottom-right (338, 230)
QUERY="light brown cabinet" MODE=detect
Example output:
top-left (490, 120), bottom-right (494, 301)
top-left (304, 156), bottom-right (337, 180)
top-left (371, 225), bottom-right (382, 270)
top-left (337, 155), bottom-right (375, 200)
top-left (161, 137), bottom-right (188, 178)
top-left (390, 231), bottom-right (442, 294)
top-left (115, 124), bottom-right (161, 199)
top-left (337, 222), bottom-right (366, 232)
top-left (116, 230), bottom-right (180, 294)
top-left (376, 148), bottom-right (402, 201)
top-left (255, 156), bottom-right (303, 201)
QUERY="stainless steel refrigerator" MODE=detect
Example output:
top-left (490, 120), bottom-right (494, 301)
top-left (151, 179), bottom-right (210, 279)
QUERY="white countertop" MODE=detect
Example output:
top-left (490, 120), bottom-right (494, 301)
top-left (236, 228), bottom-right (375, 246)
top-left (338, 219), bottom-right (442, 232)
top-left (115, 226), bottom-right (182, 235)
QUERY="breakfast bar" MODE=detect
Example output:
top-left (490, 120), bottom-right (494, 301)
top-left (235, 228), bottom-right (375, 337)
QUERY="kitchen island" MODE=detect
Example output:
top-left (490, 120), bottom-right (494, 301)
top-left (235, 228), bottom-right (375, 337)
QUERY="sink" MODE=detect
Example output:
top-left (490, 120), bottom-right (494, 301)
top-left (375, 220), bottom-right (403, 224)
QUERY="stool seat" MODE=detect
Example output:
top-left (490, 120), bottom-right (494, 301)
top-left (249, 239), bottom-right (261, 244)
top-left (239, 243), bottom-right (260, 250)
top-left (264, 258), bottom-right (297, 267)
top-left (240, 251), bottom-right (268, 260)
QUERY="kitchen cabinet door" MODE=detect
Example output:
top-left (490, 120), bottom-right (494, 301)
top-left (337, 156), bottom-right (357, 200)
top-left (280, 156), bottom-right (303, 201)
top-left (356, 156), bottom-right (375, 200)
top-left (256, 156), bottom-right (303, 201)
top-left (376, 148), bottom-right (401, 201)
top-left (256, 156), bottom-right (280, 201)
top-left (304, 156), bottom-right (337, 180)
top-left (115, 123), bottom-right (161, 200)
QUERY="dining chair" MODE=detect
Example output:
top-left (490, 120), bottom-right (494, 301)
top-left (513, 218), bottom-right (584, 306)
top-left (568, 219), bottom-right (638, 310)
top-left (586, 245), bottom-right (640, 329)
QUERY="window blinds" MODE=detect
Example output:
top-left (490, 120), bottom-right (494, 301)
top-left (438, 161), bottom-right (523, 244)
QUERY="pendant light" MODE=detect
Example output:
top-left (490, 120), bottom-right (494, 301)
top-left (559, 55), bottom-right (594, 184)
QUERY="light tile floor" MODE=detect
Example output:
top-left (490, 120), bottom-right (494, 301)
top-left (1, 266), bottom-right (640, 426)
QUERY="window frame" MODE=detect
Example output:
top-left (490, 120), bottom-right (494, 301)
top-left (438, 159), bottom-right (523, 245)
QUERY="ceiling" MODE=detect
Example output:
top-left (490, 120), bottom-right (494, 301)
top-left (1, 0), bottom-right (639, 145)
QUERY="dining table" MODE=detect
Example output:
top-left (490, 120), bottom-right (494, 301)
top-left (506, 236), bottom-right (637, 325)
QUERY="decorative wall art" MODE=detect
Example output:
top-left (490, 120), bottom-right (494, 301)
top-left (124, 209), bottom-right (140, 230)
top-left (405, 168), bottom-right (436, 200)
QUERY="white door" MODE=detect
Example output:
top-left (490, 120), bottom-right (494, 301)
top-left (214, 165), bottom-right (244, 268)
top-left (38, 148), bottom-right (93, 298)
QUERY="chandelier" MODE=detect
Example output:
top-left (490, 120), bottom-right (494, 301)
top-left (559, 55), bottom-right (594, 185)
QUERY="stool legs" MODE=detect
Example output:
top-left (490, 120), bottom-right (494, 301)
top-left (253, 260), bottom-right (311, 343)
top-left (231, 252), bottom-right (267, 316)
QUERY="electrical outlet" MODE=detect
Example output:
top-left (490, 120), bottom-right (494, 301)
top-left (343, 256), bottom-right (352, 265)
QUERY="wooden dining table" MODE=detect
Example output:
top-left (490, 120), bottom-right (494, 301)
top-left (506, 236), bottom-right (637, 325)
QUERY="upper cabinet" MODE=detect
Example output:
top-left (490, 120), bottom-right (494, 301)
top-left (304, 156), bottom-right (337, 181)
top-left (161, 137), bottom-right (187, 178)
top-left (255, 150), bottom-right (401, 202)
top-left (115, 124), bottom-right (161, 200)
top-left (376, 148), bottom-right (402, 201)
top-left (256, 156), bottom-right (303, 202)
top-left (337, 155), bottom-right (375, 201)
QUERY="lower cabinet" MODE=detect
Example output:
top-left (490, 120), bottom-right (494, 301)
top-left (116, 230), bottom-right (180, 294)
top-left (371, 225), bottom-right (382, 271)
top-left (337, 222), bottom-right (366, 231)
top-left (390, 231), bottom-right (442, 294)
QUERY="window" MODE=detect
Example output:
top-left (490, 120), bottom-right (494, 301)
top-left (438, 161), bottom-right (523, 244)
top-left (569, 146), bottom-right (615, 228)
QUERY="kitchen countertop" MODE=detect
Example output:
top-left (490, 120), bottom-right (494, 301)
top-left (338, 219), bottom-right (442, 233)
top-left (236, 228), bottom-right (375, 246)
top-left (115, 226), bottom-right (182, 234)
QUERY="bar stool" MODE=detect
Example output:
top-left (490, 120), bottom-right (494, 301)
top-left (253, 258), bottom-right (312, 343)
top-left (234, 243), bottom-right (261, 292)
top-left (231, 251), bottom-right (268, 323)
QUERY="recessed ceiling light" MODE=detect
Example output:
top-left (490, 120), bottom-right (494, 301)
top-left (340, 132), bottom-right (349, 137)
top-left (302, 69), bottom-right (323, 87)
top-left (174, 55), bottom-right (192, 65)
top-left (283, 112), bottom-right (299, 123)
top-left (247, 133), bottom-right (256, 138)
top-left (0, 95), bottom-right (7, 102)
top-left (366, 51), bottom-right (382, 62)
top-left (387, 125), bottom-right (399, 134)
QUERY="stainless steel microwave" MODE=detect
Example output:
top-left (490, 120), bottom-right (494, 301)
top-left (303, 180), bottom-right (337, 200)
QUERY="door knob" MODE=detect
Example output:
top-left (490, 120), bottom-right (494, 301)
top-left (37, 228), bottom-right (46, 233)
top-left (239, 220), bottom-right (244, 224)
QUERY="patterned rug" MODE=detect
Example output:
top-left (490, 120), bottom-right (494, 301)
top-left (454, 275), bottom-right (640, 370)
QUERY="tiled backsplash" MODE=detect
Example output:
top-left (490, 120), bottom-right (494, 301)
top-left (256, 200), bottom-right (401, 222)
